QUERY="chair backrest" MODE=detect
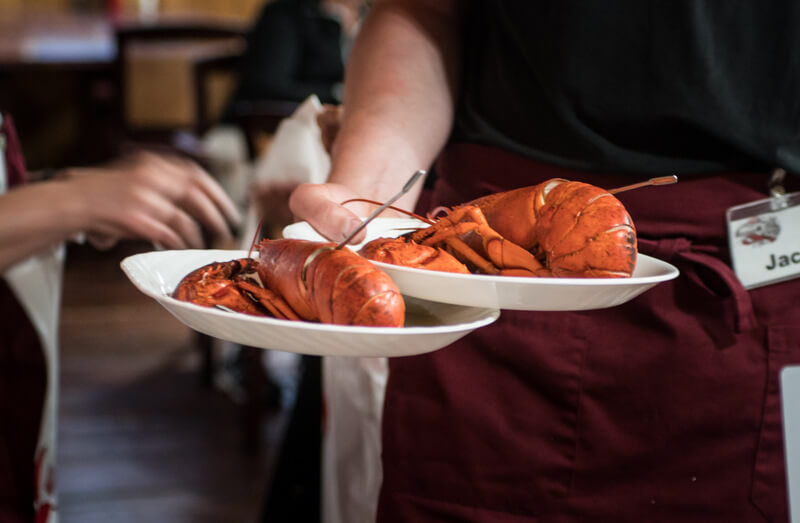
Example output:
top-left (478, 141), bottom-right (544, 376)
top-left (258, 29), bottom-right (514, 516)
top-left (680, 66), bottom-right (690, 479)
top-left (114, 19), bottom-right (247, 140)
top-left (192, 49), bottom-right (244, 134)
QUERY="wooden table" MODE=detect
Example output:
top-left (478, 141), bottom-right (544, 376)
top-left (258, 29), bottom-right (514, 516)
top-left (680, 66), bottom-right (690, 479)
top-left (0, 10), bottom-right (248, 71)
top-left (0, 9), bottom-right (248, 167)
top-left (0, 11), bottom-right (116, 72)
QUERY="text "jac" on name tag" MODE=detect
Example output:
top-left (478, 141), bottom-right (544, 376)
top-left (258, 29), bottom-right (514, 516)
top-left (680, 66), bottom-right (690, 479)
top-left (727, 191), bottom-right (800, 290)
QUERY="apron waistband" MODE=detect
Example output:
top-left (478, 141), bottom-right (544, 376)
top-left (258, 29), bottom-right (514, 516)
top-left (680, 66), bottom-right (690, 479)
top-left (639, 237), bottom-right (757, 334)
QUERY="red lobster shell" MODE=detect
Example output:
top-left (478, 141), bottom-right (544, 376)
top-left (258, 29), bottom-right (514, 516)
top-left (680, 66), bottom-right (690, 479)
top-left (173, 239), bottom-right (405, 327)
top-left (359, 178), bottom-right (637, 278)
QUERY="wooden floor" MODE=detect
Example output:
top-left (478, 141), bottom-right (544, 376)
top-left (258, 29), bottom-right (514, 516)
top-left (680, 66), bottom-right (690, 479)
top-left (57, 241), bottom-right (289, 523)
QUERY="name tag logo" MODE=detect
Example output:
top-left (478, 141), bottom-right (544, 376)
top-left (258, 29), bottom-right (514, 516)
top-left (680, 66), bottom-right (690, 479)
top-left (736, 216), bottom-right (780, 246)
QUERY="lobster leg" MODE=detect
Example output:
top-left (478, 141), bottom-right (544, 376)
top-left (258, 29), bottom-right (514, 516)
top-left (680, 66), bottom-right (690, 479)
top-left (442, 231), bottom-right (547, 276)
top-left (412, 221), bottom-right (499, 274)
top-left (412, 206), bottom-right (546, 276)
top-left (237, 281), bottom-right (301, 321)
top-left (481, 236), bottom-right (550, 276)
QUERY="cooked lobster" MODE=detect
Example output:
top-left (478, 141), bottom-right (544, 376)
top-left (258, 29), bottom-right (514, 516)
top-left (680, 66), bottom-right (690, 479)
top-left (172, 239), bottom-right (405, 327)
top-left (356, 178), bottom-right (638, 278)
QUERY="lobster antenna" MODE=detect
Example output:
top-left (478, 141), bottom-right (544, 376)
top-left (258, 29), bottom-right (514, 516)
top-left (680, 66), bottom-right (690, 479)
top-left (340, 198), bottom-right (433, 224)
top-left (608, 175), bottom-right (678, 195)
top-left (247, 217), bottom-right (265, 258)
top-left (335, 169), bottom-right (426, 249)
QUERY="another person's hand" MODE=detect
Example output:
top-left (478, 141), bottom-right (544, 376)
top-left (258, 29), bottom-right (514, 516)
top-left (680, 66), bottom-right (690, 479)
top-left (64, 151), bottom-right (241, 250)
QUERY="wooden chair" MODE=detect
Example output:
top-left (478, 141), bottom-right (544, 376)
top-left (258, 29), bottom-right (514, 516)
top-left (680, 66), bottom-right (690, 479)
top-left (113, 19), bottom-right (247, 142)
top-left (192, 51), bottom-right (244, 135)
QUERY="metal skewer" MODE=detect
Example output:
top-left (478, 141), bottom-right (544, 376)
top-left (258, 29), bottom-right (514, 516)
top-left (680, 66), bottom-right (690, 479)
top-left (608, 175), bottom-right (678, 195)
top-left (608, 174), bottom-right (678, 194)
top-left (334, 169), bottom-right (426, 250)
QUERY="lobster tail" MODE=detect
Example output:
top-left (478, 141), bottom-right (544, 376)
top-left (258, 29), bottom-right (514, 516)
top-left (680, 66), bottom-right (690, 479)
top-left (309, 248), bottom-right (405, 326)
top-left (257, 239), bottom-right (405, 327)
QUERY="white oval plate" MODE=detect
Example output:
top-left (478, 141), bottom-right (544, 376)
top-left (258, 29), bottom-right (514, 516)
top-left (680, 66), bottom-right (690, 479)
top-left (283, 218), bottom-right (681, 311)
top-left (120, 249), bottom-right (499, 357)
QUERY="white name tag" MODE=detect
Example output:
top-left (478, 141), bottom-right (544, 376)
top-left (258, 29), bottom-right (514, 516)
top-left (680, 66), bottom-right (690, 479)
top-left (727, 192), bottom-right (800, 289)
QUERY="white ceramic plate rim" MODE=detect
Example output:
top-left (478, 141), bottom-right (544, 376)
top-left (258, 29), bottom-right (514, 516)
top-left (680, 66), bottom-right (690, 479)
top-left (120, 249), bottom-right (500, 335)
top-left (282, 218), bottom-right (680, 284)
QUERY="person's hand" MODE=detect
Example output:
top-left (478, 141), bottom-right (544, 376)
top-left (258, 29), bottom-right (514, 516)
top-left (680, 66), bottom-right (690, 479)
top-left (64, 151), bottom-right (241, 250)
top-left (289, 182), bottom-right (372, 243)
top-left (286, 105), bottom-right (375, 243)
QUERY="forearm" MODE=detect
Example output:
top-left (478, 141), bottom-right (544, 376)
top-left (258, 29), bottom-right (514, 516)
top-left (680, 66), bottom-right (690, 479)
top-left (329, 0), bottom-right (462, 210)
top-left (0, 176), bottom-right (85, 272)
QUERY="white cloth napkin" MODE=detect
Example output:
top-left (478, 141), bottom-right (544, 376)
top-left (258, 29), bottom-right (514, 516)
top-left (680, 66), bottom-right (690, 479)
top-left (239, 95), bottom-right (330, 247)
top-left (322, 356), bottom-right (387, 523)
top-left (252, 94), bottom-right (330, 187)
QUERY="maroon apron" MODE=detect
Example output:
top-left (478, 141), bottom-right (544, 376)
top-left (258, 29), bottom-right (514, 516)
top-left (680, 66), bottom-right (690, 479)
top-left (0, 114), bottom-right (48, 523)
top-left (377, 143), bottom-right (800, 522)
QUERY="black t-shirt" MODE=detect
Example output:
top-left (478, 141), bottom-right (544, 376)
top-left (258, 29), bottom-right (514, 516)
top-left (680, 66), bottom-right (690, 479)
top-left (456, 1), bottom-right (800, 175)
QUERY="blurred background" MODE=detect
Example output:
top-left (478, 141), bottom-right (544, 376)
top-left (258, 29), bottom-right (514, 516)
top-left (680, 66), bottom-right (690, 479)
top-left (0, 0), bottom-right (321, 521)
